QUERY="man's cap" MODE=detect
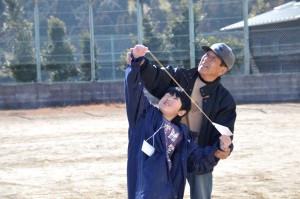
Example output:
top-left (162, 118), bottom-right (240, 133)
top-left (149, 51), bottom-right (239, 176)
top-left (201, 43), bottom-right (235, 70)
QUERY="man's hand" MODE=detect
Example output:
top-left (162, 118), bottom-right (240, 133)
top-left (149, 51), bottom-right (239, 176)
top-left (130, 44), bottom-right (148, 59)
top-left (215, 149), bottom-right (230, 159)
top-left (215, 135), bottom-right (231, 159)
top-left (219, 135), bottom-right (231, 150)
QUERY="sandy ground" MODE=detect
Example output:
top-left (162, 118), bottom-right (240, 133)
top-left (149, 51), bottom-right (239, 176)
top-left (0, 102), bottom-right (300, 199)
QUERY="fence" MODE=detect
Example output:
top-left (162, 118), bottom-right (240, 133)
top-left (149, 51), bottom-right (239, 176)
top-left (0, 0), bottom-right (299, 84)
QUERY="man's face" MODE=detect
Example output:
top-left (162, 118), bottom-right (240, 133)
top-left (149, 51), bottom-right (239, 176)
top-left (197, 50), bottom-right (227, 81)
top-left (158, 93), bottom-right (183, 120)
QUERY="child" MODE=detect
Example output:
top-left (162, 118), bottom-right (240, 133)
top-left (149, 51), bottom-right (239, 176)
top-left (125, 52), bottom-right (231, 199)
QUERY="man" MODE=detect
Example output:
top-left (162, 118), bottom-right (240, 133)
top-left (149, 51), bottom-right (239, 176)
top-left (130, 43), bottom-right (237, 199)
top-left (125, 51), bottom-right (232, 199)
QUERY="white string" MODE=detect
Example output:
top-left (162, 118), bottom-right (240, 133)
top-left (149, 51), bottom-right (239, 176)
top-left (145, 122), bottom-right (164, 147)
top-left (147, 50), bottom-right (214, 124)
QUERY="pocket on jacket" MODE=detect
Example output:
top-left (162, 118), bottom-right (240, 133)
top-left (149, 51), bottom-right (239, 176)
top-left (143, 152), bottom-right (169, 187)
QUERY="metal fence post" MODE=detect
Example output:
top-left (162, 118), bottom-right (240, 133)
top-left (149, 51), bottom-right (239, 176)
top-left (89, 0), bottom-right (96, 81)
top-left (189, 0), bottom-right (195, 69)
top-left (243, 0), bottom-right (250, 75)
top-left (34, 0), bottom-right (41, 82)
top-left (111, 35), bottom-right (116, 79)
top-left (137, 0), bottom-right (143, 44)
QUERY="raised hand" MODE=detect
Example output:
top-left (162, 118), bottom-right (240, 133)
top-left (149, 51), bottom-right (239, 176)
top-left (130, 44), bottom-right (148, 59)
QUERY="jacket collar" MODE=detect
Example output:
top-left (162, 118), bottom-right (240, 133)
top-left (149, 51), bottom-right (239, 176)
top-left (183, 68), bottom-right (221, 97)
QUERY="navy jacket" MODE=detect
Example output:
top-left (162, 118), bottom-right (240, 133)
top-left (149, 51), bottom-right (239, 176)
top-left (140, 58), bottom-right (236, 174)
top-left (125, 59), bottom-right (219, 199)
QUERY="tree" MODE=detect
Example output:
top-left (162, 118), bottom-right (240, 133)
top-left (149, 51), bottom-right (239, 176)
top-left (3, 0), bottom-right (36, 82)
top-left (43, 16), bottom-right (79, 82)
top-left (142, 13), bottom-right (164, 53)
top-left (248, 0), bottom-right (293, 18)
top-left (162, 0), bottom-right (190, 68)
top-left (93, 0), bottom-right (133, 35)
top-left (80, 31), bottom-right (99, 81)
top-left (249, 0), bottom-right (271, 18)
top-left (121, 1), bottom-right (172, 69)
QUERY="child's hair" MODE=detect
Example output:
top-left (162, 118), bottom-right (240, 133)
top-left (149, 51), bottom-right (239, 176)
top-left (165, 87), bottom-right (191, 124)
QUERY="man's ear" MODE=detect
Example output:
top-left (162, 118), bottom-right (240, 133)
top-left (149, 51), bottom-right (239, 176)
top-left (219, 66), bottom-right (228, 76)
top-left (177, 109), bottom-right (186, 117)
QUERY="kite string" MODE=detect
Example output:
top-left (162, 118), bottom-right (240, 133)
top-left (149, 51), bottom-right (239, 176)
top-left (147, 50), bottom-right (213, 124)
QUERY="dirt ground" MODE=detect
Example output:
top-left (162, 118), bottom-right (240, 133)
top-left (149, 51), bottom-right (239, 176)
top-left (0, 102), bottom-right (299, 199)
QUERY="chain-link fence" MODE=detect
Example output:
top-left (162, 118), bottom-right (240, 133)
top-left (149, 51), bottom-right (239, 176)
top-left (0, 0), bottom-right (299, 83)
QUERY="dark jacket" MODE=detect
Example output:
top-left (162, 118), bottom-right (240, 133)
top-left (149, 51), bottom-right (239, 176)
top-left (140, 58), bottom-right (236, 174)
top-left (125, 59), bottom-right (220, 199)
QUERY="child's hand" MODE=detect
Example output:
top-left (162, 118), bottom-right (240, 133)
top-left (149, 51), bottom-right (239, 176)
top-left (130, 45), bottom-right (148, 59)
top-left (219, 135), bottom-right (231, 151)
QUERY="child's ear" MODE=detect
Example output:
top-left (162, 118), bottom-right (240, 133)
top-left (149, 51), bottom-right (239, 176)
top-left (177, 109), bottom-right (186, 117)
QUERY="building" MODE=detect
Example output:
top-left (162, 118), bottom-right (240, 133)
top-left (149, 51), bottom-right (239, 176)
top-left (221, 1), bottom-right (300, 74)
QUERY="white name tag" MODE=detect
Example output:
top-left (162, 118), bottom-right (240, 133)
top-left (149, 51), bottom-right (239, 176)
top-left (141, 140), bottom-right (155, 156)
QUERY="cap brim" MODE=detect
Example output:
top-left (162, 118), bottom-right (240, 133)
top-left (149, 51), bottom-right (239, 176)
top-left (201, 46), bottom-right (211, 52)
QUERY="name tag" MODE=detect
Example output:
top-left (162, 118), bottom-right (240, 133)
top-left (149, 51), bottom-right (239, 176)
top-left (141, 140), bottom-right (155, 156)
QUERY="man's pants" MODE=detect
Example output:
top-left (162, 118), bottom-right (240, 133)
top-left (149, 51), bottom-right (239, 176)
top-left (187, 172), bottom-right (213, 199)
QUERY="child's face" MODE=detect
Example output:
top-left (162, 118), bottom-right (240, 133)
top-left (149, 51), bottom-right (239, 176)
top-left (158, 93), bottom-right (186, 121)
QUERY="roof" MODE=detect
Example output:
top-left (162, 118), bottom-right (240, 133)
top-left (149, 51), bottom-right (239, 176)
top-left (221, 1), bottom-right (300, 31)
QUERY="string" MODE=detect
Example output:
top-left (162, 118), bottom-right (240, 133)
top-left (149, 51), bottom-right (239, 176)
top-left (147, 50), bottom-right (214, 125)
top-left (145, 122), bottom-right (164, 147)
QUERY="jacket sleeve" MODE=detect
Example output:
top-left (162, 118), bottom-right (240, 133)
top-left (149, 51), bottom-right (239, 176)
top-left (125, 59), bottom-right (151, 127)
top-left (139, 58), bottom-right (183, 99)
top-left (187, 141), bottom-right (219, 174)
top-left (213, 91), bottom-right (236, 152)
